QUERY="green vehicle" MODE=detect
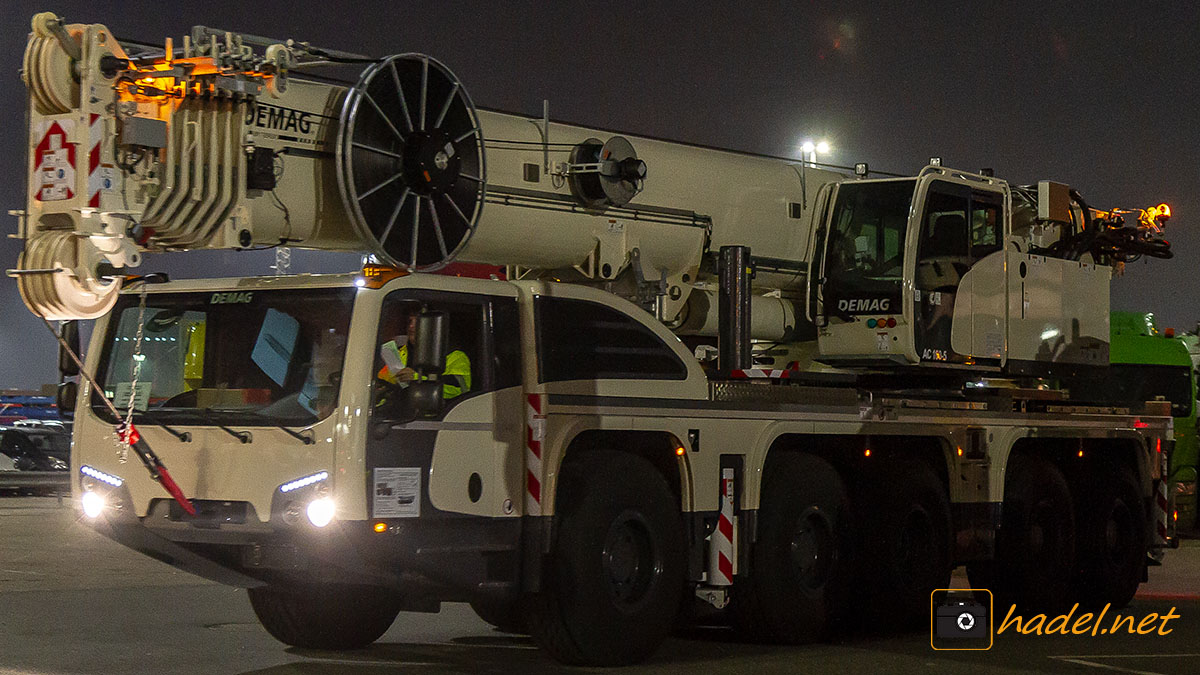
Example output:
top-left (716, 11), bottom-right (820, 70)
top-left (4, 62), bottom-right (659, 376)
top-left (1106, 312), bottom-right (1197, 533)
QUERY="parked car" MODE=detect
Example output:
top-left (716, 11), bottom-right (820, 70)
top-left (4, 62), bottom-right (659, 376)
top-left (0, 427), bottom-right (69, 470)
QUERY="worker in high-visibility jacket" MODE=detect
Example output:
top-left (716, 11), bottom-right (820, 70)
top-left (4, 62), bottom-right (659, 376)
top-left (376, 313), bottom-right (471, 400)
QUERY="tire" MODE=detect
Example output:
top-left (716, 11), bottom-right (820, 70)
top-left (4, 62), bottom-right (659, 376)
top-left (247, 583), bottom-right (402, 650)
top-left (469, 597), bottom-right (527, 634)
top-left (856, 460), bottom-right (952, 629)
top-left (525, 450), bottom-right (685, 666)
top-left (1074, 466), bottom-right (1146, 609)
top-left (732, 452), bottom-right (853, 644)
top-left (968, 454), bottom-right (1075, 612)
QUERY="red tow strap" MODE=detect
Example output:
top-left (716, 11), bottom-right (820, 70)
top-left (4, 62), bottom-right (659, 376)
top-left (121, 424), bottom-right (196, 516)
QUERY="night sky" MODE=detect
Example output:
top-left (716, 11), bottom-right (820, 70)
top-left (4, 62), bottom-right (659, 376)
top-left (2, 1), bottom-right (1198, 389)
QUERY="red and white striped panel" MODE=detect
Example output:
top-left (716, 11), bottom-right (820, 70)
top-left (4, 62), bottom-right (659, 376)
top-left (708, 468), bottom-right (735, 586)
top-left (1156, 478), bottom-right (1169, 546)
top-left (729, 368), bottom-right (801, 379)
top-left (87, 113), bottom-right (104, 208)
top-left (525, 393), bottom-right (546, 516)
top-left (1154, 437), bottom-right (1169, 545)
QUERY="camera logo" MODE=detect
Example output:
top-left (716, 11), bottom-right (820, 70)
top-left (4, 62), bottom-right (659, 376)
top-left (931, 589), bottom-right (993, 650)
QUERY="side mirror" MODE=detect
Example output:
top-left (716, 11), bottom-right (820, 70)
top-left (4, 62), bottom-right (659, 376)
top-left (58, 321), bottom-right (80, 377)
top-left (56, 381), bottom-right (78, 419)
top-left (408, 311), bottom-right (448, 374)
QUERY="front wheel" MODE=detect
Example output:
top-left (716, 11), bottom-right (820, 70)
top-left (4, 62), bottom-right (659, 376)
top-left (247, 583), bottom-right (402, 650)
top-left (469, 597), bottom-right (526, 634)
top-left (525, 450), bottom-right (685, 666)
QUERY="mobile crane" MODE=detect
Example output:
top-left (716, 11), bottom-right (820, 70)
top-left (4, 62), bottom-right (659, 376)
top-left (11, 12), bottom-right (1177, 665)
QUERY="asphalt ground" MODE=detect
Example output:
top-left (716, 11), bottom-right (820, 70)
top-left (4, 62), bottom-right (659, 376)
top-left (0, 495), bottom-right (1197, 674)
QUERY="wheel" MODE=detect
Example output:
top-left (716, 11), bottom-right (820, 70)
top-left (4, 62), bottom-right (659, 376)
top-left (1074, 466), bottom-right (1146, 609)
top-left (469, 597), bottom-right (526, 634)
top-left (732, 452), bottom-right (853, 644)
top-left (525, 450), bottom-right (685, 666)
top-left (856, 460), bottom-right (952, 628)
top-left (247, 583), bottom-right (402, 650)
top-left (968, 454), bottom-right (1075, 612)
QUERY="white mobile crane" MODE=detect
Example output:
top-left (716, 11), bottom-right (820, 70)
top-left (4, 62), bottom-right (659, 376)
top-left (12, 12), bottom-right (1178, 665)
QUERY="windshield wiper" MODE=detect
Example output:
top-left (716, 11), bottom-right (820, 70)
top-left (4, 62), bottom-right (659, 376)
top-left (240, 410), bottom-right (316, 445)
top-left (133, 410), bottom-right (192, 443)
top-left (204, 407), bottom-right (317, 445)
top-left (272, 424), bottom-right (315, 444)
top-left (193, 408), bottom-right (252, 444)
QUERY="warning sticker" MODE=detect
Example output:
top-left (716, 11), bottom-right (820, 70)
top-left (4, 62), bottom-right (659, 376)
top-left (372, 467), bottom-right (421, 518)
top-left (34, 120), bottom-right (77, 202)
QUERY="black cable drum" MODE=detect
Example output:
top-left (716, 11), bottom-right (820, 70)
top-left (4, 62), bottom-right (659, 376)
top-left (336, 54), bottom-right (486, 270)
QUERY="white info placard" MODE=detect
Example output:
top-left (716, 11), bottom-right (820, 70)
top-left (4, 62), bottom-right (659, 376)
top-left (372, 467), bottom-right (421, 518)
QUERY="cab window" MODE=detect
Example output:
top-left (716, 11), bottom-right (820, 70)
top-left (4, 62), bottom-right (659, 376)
top-left (373, 291), bottom-right (515, 417)
top-left (535, 296), bottom-right (687, 382)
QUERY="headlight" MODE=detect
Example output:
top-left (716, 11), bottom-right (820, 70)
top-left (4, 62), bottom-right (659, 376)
top-left (81, 491), bottom-right (105, 519)
top-left (280, 471), bottom-right (329, 493)
top-left (306, 497), bottom-right (335, 527)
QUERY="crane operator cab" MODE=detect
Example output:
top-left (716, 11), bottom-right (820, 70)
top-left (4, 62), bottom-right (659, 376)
top-left (810, 165), bottom-right (1113, 375)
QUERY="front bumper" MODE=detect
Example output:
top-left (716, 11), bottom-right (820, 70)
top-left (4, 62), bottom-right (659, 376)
top-left (84, 483), bottom-right (522, 603)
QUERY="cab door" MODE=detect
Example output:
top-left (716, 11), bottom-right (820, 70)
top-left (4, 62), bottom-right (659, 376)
top-left (912, 180), bottom-right (1006, 364)
top-left (366, 288), bottom-right (524, 520)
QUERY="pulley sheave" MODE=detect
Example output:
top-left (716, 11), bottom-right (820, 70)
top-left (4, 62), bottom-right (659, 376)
top-left (337, 54), bottom-right (486, 271)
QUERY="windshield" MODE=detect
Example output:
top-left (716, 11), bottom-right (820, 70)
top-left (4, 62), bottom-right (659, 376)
top-left (92, 287), bottom-right (354, 426)
top-left (822, 180), bottom-right (915, 315)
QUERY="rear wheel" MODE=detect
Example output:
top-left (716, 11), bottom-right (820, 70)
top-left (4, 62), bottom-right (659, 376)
top-left (857, 460), bottom-right (952, 628)
top-left (526, 450), bottom-right (685, 666)
top-left (1074, 466), bottom-right (1146, 609)
top-left (247, 583), bottom-right (402, 650)
top-left (968, 453), bottom-right (1075, 612)
top-left (732, 452), bottom-right (853, 644)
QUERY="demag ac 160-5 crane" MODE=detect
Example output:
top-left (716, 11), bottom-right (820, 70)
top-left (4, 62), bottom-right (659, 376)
top-left (10, 11), bottom-right (1179, 665)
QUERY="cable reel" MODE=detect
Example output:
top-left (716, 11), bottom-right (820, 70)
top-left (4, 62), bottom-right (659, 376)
top-left (564, 136), bottom-right (647, 209)
top-left (336, 53), bottom-right (486, 271)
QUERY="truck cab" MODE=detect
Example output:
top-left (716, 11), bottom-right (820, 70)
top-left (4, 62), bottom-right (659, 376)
top-left (73, 269), bottom-right (703, 596)
top-left (813, 166), bottom-right (1110, 372)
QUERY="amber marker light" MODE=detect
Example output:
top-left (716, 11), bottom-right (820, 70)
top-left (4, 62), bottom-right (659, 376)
top-left (864, 448), bottom-right (872, 458)
top-left (359, 264), bottom-right (409, 289)
top-left (675, 445), bottom-right (686, 457)
top-left (373, 522), bottom-right (388, 533)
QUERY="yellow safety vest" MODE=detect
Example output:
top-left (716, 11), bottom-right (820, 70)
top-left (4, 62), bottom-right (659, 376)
top-left (377, 341), bottom-right (472, 400)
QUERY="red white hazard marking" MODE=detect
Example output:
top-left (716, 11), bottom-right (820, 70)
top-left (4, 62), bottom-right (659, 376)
top-left (729, 368), bottom-right (799, 379)
top-left (525, 393), bottom-right (546, 516)
top-left (709, 468), bottom-right (735, 586)
top-left (1155, 443), bottom-right (1170, 544)
top-left (1155, 478), bottom-right (1169, 545)
top-left (35, 120), bottom-right (76, 202)
top-left (87, 113), bottom-right (112, 208)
